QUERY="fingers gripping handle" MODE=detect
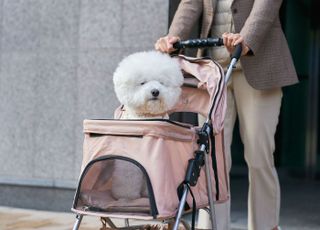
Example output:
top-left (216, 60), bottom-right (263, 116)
top-left (173, 37), bottom-right (224, 49)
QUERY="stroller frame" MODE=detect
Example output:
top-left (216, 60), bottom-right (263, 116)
top-left (72, 38), bottom-right (241, 230)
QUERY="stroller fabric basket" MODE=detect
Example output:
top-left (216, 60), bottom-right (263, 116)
top-left (72, 55), bottom-right (229, 222)
top-left (72, 119), bottom-right (228, 219)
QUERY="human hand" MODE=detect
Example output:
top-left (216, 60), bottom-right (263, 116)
top-left (155, 36), bottom-right (180, 53)
top-left (222, 32), bottom-right (250, 56)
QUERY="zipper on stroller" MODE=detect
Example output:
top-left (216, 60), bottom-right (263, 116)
top-left (90, 118), bottom-right (193, 129)
top-left (89, 133), bottom-right (143, 138)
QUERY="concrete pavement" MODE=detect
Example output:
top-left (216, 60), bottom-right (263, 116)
top-left (1, 176), bottom-right (320, 230)
top-left (0, 206), bottom-right (101, 230)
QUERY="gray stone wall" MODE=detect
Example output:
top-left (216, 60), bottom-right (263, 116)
top-left (0, 0), bottom-right (169, 192)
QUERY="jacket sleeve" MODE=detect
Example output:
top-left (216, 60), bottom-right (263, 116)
top-left (240, 0), bottom-right (283, 55)
top-left (168, 0), bottom-right (203, 40)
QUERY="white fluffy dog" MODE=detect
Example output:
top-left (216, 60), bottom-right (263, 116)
top-left (111, 51), bottom-right (184, 200)
top-left (113, 51), bottom-right (184, 119)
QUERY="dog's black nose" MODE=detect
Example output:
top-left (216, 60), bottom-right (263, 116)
top-left (151, 89), bottom-right (159, 97)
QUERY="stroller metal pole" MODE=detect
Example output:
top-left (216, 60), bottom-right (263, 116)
top-left (225, 44), bottom-right (242, 83)
top-left (72, 214), bottom-right (83, 230)
top-left (173, 184), bottom-right (189, 230)
top-left (125, 218), bottom-right (130, 227)
top-left (204, 150), bottom-right (217, 230)
top-left (225, 58), bottom-right (237, 83)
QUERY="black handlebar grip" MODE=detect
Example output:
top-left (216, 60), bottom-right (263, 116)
top-left (173, 37), bottom-right (224, 50)
top-left (230, 44), bottom-right (242, 61)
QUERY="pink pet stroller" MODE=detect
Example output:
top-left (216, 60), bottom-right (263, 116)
top-left (71, 38), bottom-right (242, 230)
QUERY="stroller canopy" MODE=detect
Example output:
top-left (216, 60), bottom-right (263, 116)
top-left (170, 55), bottom-right (226, 134)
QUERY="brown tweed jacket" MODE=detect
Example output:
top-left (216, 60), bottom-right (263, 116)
top-left (168, 0), bottom-right (298, 90)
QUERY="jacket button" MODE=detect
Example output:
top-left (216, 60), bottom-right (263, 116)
top-left (232, 8), bottom-right (238, 14)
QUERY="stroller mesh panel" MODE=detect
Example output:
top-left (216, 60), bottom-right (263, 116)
top-left (74, 156), bottom-right (157, 216)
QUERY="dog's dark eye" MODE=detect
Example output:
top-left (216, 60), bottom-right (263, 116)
top-left (140, 82), bottom-right (145, 85)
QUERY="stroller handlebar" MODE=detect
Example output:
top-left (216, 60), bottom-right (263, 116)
top-left (173, 37), bottom-right (242, 61)
top-left (173, 37), bottom-right (224, 49)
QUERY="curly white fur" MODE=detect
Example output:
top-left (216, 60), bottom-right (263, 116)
top-left (113, 51), bottom-right (184, 118)
top-left (111, 51), bottom-right (184, 201)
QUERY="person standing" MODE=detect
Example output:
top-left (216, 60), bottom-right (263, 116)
top-left (155, 0), bottom-right (298, 229)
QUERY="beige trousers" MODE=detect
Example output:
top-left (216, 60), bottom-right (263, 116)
top-left (198, 71), bottom-right (282, 230)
